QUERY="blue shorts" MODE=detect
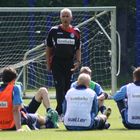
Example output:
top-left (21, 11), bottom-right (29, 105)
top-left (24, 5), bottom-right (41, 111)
top-left (116, 100), bottom-right (140, 129)
top-left (65, 116), bottom-right (106, 130)
top-left (21, 112), bottom-right (40, 129)
top-left (121, 109), bottom-right (140, 129)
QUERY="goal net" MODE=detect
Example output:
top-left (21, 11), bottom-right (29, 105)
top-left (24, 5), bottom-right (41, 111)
top-left (0, 7), bottom-right (117, 94)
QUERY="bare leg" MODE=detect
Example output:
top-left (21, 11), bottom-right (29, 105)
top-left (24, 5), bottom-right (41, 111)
top-left (34, 87), bottom-right (50, 110)
top-left (97, 94), bottom-right (106, 114)
top-left (98, 99), bottom-right (104, 108)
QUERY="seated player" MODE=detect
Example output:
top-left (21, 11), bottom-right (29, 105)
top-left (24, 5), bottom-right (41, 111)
top-left (0, 67), bottom-right (58, 131)
top-left (71, 66), bottom-right (110, 114)
top-left (113, 67), bottom-right (140, 129)
top-left (22, 87), bottom-right (59, 129)
top-left (63, 73), bottom-right (111, 130)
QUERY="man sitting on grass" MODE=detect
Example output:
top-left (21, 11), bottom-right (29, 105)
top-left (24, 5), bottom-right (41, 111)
top-left (71, 66), bottom-right (110, 114)
top-left (63, 73), bottom-right (111, 130)
top-left (0, 67), bottom-right (59, 131)
top-left (113, 67), bottom-right (140, 129)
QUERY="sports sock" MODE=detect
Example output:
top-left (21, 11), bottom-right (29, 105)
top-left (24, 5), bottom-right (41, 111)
top-left (47, 107), bottom-right (51, 112)
top-left (99, 105), bottom-right (106, 114)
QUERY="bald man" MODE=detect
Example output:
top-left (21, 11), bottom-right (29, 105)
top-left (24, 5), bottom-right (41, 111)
top-left (63, 73), bottom-right (111, 130)
top-left (46, 8), bottom-right (81, 116)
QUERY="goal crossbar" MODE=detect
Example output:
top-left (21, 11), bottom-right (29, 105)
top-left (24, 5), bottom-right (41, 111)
top-left (0, 7), bottom-right (117, 94)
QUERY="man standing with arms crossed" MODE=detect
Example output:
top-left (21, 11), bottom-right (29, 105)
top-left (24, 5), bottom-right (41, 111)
top-left (46, 8), bottom-right (81, 117)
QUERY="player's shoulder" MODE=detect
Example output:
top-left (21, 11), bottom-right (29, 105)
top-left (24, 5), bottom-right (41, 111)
top-left (87, 88), bottom-right (96, 96)
top-left (66, 87), bottom-right (76, 96)
top-left (13, 83), bottom-right (23, 93)
top-left (48, 26), bottom-right (59, 35)
top-left (93, 81), bottom-right (101, 87)
top-left (71, 81), bottom-right (77, 87)
top-left (73, 27), bottom-right (80, 32)
top-left (87, 87), bottom-right (96, 92)
top-left (13, 84), bottom-right (21, 91)
top-left (50, 25), bottom-right (59, 30)
top-left (69, 87), bottom-right (76, 92)
top-left (126, 82), bottom-right (135, 88)
top-left (90, 80), bottom-right (96, 85)
top-left (13, 84), bottom-right (23, 97)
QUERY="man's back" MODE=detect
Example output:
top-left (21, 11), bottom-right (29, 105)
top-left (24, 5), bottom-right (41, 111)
top-left (126, 83), bottom-right (140, 124)
top-left (0, 82), bottom-right (15, 129)
top-left (64, 86), bottom-right (98, 130)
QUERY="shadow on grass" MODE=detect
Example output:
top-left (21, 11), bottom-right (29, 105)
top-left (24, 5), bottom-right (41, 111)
top-left (54, 127), bottom-right (139, 132)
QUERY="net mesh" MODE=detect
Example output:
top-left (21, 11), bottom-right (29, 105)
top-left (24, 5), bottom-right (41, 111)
top-left (0, 8), bottom-right (112, 91)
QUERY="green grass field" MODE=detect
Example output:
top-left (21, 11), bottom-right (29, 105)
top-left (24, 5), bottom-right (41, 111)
top-left (1, 94), bottom-right (140, 140)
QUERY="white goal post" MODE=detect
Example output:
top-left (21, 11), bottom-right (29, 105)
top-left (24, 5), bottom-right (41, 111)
top-left (0, 7), bottom-right (117, 94)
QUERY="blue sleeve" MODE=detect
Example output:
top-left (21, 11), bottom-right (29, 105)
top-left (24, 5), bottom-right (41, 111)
top-left (62, 99), bottom-right (67, 115)
top-left (70, 81), bottom-right (77, 88)
top-left (113, 85), bottom-right (127, 101)
top-left (94, 83), bottom-right (104, 96)
top-left (91, 94), bottom-right (98, 116)
top-left (16, 82), bottom-right (23, 92)
top-left (13, 85), bottom-right (23, 105)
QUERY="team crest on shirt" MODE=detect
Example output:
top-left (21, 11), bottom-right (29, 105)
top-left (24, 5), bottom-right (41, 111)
top-left (70, 33), bottom-right (74, 38)
top-left (0, 101), bottom-right (8, 108)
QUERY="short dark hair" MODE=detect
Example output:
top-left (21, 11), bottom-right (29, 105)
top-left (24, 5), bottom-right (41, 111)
top-left (133, 67), bottom-right (140, 81)
top-left (2, 67), bottom-right (17, 83)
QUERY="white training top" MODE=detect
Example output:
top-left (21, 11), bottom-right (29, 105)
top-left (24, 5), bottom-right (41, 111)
top-left (127, 83), bottom-right (140, 124)
top-left (64, 87), bottom-right (96, 127)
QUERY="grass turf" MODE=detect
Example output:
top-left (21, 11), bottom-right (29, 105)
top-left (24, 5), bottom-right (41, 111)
top-left (1, 97), bottom-right (140, 140)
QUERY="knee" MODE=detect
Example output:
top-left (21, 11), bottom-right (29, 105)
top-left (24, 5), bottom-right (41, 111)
top-left (36, 87), bottom-right (49, 99)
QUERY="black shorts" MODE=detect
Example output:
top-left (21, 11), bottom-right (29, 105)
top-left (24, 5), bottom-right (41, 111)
top-left (24, 97), bottom-right (41, 113)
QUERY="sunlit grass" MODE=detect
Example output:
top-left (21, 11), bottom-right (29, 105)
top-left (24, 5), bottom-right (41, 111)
top-left (1, 91), bottom-right (140, 140)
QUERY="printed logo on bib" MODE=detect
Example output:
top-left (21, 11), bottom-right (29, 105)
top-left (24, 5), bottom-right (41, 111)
top-left (0, 101), bottom-right (8, 108)
top-left (68, 117), bottom-right (87, 123)
top-left (132, 116), bottom-right (140, 120)
top-left (132, 94), bottom-right (140, 98)
top-left (57, 38), bottom-right (75, 45)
